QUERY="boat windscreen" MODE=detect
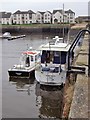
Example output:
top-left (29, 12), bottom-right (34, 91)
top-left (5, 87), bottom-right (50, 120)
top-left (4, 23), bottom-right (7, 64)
top-left (41, 51), bottom-right (67, 64)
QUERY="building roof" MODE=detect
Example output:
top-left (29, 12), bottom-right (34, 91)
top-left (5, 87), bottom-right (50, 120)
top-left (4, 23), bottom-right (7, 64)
top-left (14, 10), bottom-right (35, 14)
top-left (0, 12), bottom-right (11, 18)
top-left (28, 10), bottom-right (35, 14)
top-left (37, 11), bottom-right (45, 15)
top-left (53, 10), bottom-right (63, 14)
top-left (65, 9), bottom-right (75, 14)
top-left (45, 11), bottom-right (52, 14)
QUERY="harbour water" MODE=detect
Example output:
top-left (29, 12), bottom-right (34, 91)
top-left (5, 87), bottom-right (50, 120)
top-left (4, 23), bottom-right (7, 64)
top-left (2, 33), bottom-right (65, 118)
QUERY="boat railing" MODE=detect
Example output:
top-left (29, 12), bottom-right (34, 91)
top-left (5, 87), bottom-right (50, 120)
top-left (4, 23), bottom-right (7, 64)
top-left (41, 64), bottom-right (62, 73)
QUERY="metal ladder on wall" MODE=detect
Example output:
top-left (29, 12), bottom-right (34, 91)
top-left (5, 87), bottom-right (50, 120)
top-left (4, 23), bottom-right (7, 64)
top-left (67, 29), bottom-right (90, 76)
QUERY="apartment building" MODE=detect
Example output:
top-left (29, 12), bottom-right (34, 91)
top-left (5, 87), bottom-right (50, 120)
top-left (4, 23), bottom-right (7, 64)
top-left (43, 11), bottom-right (52, 23)
top-left (0, 9), bottom-right (75, 24)
top-left (65, 9), bottom-right (75, 23)
top-left (13, 10), bottom-right (36, 24)
top-left (52, 9), bottom-right (75, 24)
top-left (0, 12), bottom-right (12, 24)
top-left (35, 11), bottom-right (52, 23)
top-left (52, 10), bottom-right (63, 24)
top-left (36, 11), bottom-right (44, 23)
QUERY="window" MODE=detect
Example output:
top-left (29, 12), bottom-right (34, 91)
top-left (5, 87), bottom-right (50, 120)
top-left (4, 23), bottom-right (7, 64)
top-left (35, 55), bottom-right (37, 61)
top-left (38, 18), bottom-right (40, 20)
top-left (14, 14), bottom-right (16, 17)
top-left (14, 18), bottom-right (16, 20)
top-left (70, 20), bottom-right (73, 22)
top-left (37, 15), bottom-right (40, 19)
top-left (22, 21), bottom-right (24, 24)
top-left (22, 16), bottom-right (24, 19)
top-left (45, 14), bottom-right (47, 18)
top-left (29, 14), bottom-right (32, 19)
top-left (70, 17), bottom-right (73, 19)
top-left (31, 56), bottom-right (33, 61)
top-left (30, 21), bottom-right (32, 23)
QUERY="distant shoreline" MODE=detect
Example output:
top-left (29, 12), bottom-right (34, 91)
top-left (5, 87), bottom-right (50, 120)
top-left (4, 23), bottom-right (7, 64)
top-left (0, 23), bottom-right (87, 35)
top-left (0, 24), bottom-right (71, 34)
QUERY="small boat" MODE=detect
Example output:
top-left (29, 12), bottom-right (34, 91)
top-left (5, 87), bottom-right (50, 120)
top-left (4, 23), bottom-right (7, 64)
top-left (8, 48), bottom-right (40, 78)
top-left (0, 32), bottom-right (11, 38)
top-left (35, 36), bottom-right (72, 86)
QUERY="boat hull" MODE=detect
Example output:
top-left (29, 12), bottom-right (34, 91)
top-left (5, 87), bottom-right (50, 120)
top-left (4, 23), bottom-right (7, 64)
top-left (8, 70), bottom-right (35, 78)
top-left (35, 70), bottom-right (66, 86)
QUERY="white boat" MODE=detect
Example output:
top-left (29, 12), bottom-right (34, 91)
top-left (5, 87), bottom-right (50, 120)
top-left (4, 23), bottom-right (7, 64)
top-left (8, 48), bottom-right (40, 78)
top-left (35, 36), bottom-right (72, 86)
top-left (2, 32), bottom-right (11, 38)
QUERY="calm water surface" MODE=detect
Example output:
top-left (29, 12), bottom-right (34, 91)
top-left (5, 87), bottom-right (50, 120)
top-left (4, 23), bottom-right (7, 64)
top-left (2, 33), bottom-right (64, 118)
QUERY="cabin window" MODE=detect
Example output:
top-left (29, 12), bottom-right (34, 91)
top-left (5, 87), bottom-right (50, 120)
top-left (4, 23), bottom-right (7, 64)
top-left (41, 51), bottom-right (67, 64)
top-left (38, 53), bottom-right (41, 58)
top-left (31, 56), bottom-right (33, 61)
top-left (61, 52), bottom-right (67, 64)
top-left (53, 51), bottom-right (67, 64)
top-left (53, 51), bottom-right (60, 64)
top-left (41, 50), bottom-right (49, 63)
top-left (41, 50), bottom-right (46, 63)
top-left (25, 56), bottom-right (30, 67)
top-left (35, 55), bottom-right (37, 61)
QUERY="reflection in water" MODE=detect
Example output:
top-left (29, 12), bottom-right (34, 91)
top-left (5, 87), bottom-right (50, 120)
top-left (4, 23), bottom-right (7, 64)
top-left (9, 77), bottom-right (35, 95)
top-left (35, 83), bottom-right (64, 119)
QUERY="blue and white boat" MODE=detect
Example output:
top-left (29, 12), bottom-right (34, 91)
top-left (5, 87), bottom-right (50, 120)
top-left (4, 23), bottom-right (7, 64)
top-left (35, 36), bottom-right (72, 86)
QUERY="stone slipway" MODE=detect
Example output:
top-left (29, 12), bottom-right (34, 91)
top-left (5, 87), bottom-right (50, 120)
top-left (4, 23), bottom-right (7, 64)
top-left (69, 33), bottom-right (89, 118)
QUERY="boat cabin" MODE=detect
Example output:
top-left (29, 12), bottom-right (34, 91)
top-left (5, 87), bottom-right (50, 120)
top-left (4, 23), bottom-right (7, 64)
top-left (39, 42), bottom-right (71, 65)
top-left (21, 51), bottom-right (40, 67)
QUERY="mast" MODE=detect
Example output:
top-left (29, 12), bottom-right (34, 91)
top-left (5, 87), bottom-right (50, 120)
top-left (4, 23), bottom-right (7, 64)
top-left (63, 3), bottom-right (64, 43)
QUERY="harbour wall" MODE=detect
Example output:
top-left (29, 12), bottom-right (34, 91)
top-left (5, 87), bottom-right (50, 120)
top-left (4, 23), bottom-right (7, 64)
top-left (0, 26), bottom-right (69, 34)
top-left (62, 23), bottom-right (89, 119)
top-left (68, 31), bottom-right (89, 118)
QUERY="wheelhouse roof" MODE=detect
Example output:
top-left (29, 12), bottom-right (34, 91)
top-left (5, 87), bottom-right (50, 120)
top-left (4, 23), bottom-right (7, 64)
top-left (38, 43), bottom-right (71, 52)
top-left (22, 50), bottom-right (40, 56)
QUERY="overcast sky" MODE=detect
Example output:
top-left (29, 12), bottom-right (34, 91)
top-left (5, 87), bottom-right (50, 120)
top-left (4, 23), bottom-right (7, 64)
top-left (0, 0), bottom-right (90, 17)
